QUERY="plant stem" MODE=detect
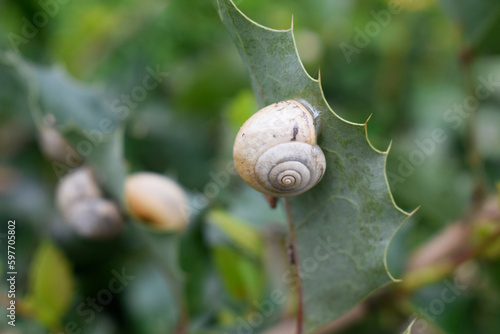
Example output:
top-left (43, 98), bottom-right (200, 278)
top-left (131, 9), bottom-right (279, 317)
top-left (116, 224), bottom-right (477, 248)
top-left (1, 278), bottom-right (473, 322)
top-left (402, 224), bottom-right (500, 293)
top-left (460, 50), bottom-right (487, 208)
top-left (285, 199), bottom-right (303, 334)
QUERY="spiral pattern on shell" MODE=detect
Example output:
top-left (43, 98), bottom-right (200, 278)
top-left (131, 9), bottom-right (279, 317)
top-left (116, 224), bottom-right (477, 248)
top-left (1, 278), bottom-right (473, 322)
top-left (254, 142), bottom-right (325, 196)
top-left (233, 100), bottom-right (326, 197)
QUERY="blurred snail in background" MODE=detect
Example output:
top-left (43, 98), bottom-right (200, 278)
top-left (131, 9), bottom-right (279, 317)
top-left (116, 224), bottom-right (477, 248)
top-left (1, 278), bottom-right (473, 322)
top-left (56, 167), bottom-right (123, 239)
top-left (125, 172), bottom-right (189, 232)
top-left (233, 100), bottom-right (326, 197)
top-left (38, 125), bottom-right (82, 166)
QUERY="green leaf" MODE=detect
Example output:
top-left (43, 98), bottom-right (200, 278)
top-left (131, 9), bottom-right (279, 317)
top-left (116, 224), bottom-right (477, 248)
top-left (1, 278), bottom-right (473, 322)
top-left (440, 0), bottom-right (500, 55)
top-left (218, 1), bottom-right (412, 332)
top-left (1, 51), bottom-right (126, 202)
top-left (25, 241), bottom-right (75, 329)
top-left (179, 217), bottom-right (225, 320)
top-left (213, 246), bottom-right (266, 302)
top-left (123, 261), bottom-right (180, 334)
top-left (125, 222), bottom-right (186, 330)
top-left (207, 209), bottom-right (267, 304)
top-left (207, 209), bottom-right (264, 257)
top-left (497, 182), bottom-right (500, 208)
top-left (129, 221), bottom-right (184, 283)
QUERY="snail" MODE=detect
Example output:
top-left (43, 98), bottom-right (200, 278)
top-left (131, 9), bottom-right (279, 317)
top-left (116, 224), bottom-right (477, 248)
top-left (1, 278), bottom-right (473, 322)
top-left (125, 172), bottom-right (189, 232)
top-left (55, 167), bottom-right (124, 239)
top-left (56, 167), bottom-right (103, 214)
top-left (233, 100), bottom-right (326, 197)
top-left (65, 198), bottom-right (123, 239)
top-left (38, 126), bottom-right (82, 166)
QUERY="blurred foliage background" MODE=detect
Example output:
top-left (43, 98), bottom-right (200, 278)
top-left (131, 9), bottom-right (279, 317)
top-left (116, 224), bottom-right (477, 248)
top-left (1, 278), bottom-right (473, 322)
top-left (0, 0), bottom-right (499, 333)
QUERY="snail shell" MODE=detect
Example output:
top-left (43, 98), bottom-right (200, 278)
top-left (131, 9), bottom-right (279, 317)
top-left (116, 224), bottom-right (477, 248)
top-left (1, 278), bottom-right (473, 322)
top-left (38, 126), bottom-right (82, 166)
top-left (125, 173), bottom-right (189, 232)
top-left (233, 100), bottom-right (326, 197)
top-left (55, 167), bottom-right (124, 239)
top-left (66, 198), bottom-right (123, 239)
top-left (56, 167), bottom-right (102, 215)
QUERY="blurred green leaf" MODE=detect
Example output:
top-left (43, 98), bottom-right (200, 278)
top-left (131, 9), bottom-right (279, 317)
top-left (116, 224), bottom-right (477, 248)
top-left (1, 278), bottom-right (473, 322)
top-left (207, 210), bottom-right (267, 311)
top-left (129, 221), bottom-right (184, 282)
top-left (226, 89), bottom-right (258, 131)
top-left (213, 246), bottom-right (265, 302)
top-left (440, 0), bottom-right (500, 55)
top-left (497, 183), bottom-right (500, 208)
top-left (25, 241), bottom-right (75, 329)
top-left (123, 262), bottom-right (179, 334)
top-left (218, 0), bottom-right (411, 332)
top-left (180, 217), bottom-right (225, 322)
top-left (2, 51), bottom-right (126, 202)
top-left (208, 209), bottom-right (264, 257)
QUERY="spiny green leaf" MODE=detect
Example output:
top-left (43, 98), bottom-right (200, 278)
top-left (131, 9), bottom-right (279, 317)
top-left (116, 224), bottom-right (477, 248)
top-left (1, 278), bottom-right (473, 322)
top-left (25, 241), bottom-right (75, 328)
top-left (1, 51), bottom-right (126, 202)
top-left (218, 1), bottom-right (412, 332)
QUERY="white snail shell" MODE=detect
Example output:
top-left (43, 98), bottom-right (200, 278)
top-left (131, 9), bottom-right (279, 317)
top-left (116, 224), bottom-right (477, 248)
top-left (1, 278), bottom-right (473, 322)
top-left (125, 173), bottom-right (189, 232)
top-left (66, 198), bottom-right (123, 239)
top-left (55, 167), bottom-right (124, 239)
top-left (233, 100), bottom-right (326, 197)
top-left (56, 167), bottom-right (102, 214)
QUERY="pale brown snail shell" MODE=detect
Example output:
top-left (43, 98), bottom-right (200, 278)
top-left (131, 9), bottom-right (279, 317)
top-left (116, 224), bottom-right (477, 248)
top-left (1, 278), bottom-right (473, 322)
top-left (125, 172), bottom-right (189, 232)
top-left (38, 126), bottom-right (82, 166)
top-left (233, 100), bottom-right (326, 197)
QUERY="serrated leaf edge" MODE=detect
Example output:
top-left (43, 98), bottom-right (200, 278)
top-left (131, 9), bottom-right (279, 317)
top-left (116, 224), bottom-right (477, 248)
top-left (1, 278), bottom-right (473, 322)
top-left (219, 0), bottom-right (416, 283)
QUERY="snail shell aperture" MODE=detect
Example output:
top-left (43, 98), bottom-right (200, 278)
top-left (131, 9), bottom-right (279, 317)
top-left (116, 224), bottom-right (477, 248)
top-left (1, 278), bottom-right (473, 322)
top-left (233, 100), bottom-right (326, 197)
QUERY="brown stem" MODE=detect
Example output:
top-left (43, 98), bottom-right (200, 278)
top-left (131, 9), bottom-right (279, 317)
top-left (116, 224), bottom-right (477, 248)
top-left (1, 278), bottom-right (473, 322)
top-left (285, 199), bottom-right (303, 334)
top-left (316, 303), bottom-right (368, 334)
top-left (402, 223), bottom-right (500, 294)
top-left (460, 51), bottom-right (487, 206)
top-left (265, 195), bottom-right (278, 209)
